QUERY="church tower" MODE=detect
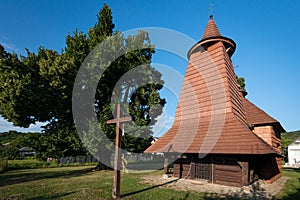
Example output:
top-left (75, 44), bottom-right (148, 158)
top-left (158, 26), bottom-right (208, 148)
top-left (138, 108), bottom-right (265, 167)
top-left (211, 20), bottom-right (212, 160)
top-left (145, 16), bottom-right (284, 186)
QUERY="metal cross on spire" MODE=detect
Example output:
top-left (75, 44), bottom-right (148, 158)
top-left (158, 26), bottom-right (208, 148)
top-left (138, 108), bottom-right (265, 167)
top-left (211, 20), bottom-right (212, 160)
top-left (209, 3), bottom-right (214, 19)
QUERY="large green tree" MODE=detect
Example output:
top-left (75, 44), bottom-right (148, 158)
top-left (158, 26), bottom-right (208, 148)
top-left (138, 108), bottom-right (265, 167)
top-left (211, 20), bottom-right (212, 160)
top-left (0, 4), bottom-right (165, 159)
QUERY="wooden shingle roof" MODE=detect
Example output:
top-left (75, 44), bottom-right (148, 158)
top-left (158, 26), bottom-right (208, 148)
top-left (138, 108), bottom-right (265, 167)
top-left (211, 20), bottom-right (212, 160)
top-left (201, 15), bottom-right (221, 40)
top-left (145, 111), bottom-right (277, 154)
top-left (188, 15), bottom-right (236, 59)
top-left (244, 98), bottom-right (277, 125)
top-left (145, 17), bottom-right (281, 155)
top-left (243, 98), bottom-right (285, 132)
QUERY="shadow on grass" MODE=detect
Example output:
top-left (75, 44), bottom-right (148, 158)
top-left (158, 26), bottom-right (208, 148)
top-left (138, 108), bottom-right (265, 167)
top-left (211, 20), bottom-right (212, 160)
top-left (0, 167), bottom-right (93, 187)
top-left (121, 178), bottom-right (180, 198)
top-left (283, 167), bottom-right (300, 172)
top-left (122, 176), bottom-right (279, 200)
top-left (29, 191), bottom-right (77, 200)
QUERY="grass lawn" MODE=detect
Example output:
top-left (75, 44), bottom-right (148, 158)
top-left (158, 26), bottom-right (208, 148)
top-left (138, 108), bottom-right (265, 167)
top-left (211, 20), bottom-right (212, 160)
top-left (0, 166), bottom-right (208, 200)
top-left (277, 168), bottom-right (300, 200)
top-left (1, 166), bottom-right (300, 200)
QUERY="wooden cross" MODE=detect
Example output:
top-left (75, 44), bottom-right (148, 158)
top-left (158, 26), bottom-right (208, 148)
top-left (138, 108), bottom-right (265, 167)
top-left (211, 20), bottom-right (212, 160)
top-left (107, 103), bottom-right (131, 199)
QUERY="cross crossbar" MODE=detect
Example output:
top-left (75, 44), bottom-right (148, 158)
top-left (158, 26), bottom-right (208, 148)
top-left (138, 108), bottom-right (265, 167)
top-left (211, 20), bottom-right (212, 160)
top-left (107, 116), bottom-right (132, 124)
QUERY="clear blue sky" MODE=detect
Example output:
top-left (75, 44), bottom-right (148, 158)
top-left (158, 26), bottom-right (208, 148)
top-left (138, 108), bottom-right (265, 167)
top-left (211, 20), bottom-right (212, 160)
top-left (0, 0), bottom-right (299, 133)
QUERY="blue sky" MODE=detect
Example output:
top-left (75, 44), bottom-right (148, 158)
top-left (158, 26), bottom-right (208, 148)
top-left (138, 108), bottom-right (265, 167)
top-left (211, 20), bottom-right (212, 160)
top-left (0, 0), bottom-right (299, 133)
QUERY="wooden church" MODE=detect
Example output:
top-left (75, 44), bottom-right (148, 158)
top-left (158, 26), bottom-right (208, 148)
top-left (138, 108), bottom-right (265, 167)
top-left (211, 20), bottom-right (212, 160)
top-left (145, 15), bottom-right (285, 187)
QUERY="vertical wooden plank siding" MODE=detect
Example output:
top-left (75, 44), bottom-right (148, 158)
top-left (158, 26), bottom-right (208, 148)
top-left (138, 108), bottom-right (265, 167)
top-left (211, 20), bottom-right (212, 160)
top-left (238, 161), bottom-right (249, 186)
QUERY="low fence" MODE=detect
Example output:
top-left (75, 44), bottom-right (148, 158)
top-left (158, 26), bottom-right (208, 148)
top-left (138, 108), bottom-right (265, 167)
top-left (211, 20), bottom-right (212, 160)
top-left (57, 153), bottom-right (164, 166)
top-left (124, 153), bottom-right (164, 162)
top-left (57, 155), bottom-right (98, 165)
top-left (0, 158), bottom-right (8, 173)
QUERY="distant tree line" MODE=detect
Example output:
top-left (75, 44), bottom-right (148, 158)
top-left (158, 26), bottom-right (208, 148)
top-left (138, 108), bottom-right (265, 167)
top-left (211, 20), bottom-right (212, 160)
top-left (0, 131), bottom-right (41, 159)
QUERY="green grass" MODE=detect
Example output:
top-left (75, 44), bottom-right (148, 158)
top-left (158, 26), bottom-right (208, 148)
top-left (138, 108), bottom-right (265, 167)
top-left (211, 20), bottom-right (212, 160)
top-left (277, 168), bottom-right (300, 200)
top-left (1, 166), bottom-right (300, 200)
top-left (7, 159), bottom-right (58, 170)
top-left (0, 166), bottom-right (207, 200)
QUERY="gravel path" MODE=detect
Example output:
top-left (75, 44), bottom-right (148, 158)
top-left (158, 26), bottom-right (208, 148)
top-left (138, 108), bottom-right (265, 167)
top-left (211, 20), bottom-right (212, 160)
top-left (141, 175), bottom-right (289, 199)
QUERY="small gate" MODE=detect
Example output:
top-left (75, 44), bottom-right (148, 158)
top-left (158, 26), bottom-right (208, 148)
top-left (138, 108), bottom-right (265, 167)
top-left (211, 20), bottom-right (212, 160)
top-left (190, 162), bottom-right (212, 181)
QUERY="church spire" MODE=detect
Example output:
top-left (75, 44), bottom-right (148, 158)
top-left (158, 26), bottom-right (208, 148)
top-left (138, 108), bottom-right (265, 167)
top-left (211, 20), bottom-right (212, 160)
top-left (201, 15), bottom-right (221, 40)
top-left (187, 15), bottom-right (236, 59)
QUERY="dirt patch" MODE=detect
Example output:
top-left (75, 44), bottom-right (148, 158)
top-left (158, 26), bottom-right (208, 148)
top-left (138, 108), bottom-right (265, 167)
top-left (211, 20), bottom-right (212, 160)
top-left (141, 175), bottom-right (289, 199)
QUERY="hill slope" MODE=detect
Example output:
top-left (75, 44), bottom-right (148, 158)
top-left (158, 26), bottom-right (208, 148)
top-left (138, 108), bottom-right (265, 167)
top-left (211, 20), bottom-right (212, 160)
top-left (0, 131), bottom-right (23, 145)
top-left (281, 130), bottom-right (300, 148)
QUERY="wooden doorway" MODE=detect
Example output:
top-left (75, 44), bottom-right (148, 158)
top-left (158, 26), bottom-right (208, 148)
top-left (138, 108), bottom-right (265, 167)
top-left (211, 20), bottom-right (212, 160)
top-left (190, 162), bottom-right (212, 182)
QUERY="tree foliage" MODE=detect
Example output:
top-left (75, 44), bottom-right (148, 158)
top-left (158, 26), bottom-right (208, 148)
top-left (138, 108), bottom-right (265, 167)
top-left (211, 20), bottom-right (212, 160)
top-left (0, 131), bottom-right (41, 159)
top-left (236, 75), bottom-right (246, 90)
top-left (0, 4), bottom-right (165, 158)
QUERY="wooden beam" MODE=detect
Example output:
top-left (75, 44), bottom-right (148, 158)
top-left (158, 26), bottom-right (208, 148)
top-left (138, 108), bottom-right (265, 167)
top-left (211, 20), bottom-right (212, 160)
top-left (164, 156), bottom-right (169, 174)
top-left (107, 103), bottom-right (132, 199)
top-left (107, 116), bottom-right (132, 124)
top-left (238, 161), bottom-right (249, 186)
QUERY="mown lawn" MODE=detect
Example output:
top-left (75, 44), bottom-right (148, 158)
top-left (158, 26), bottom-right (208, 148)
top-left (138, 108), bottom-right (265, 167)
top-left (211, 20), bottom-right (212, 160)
top-left (277, 168), bottom-right (300, 200)
top-left (1, 166), bottom-right (300, 200)
top-left (0, 166), bottom-right (206, 200)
